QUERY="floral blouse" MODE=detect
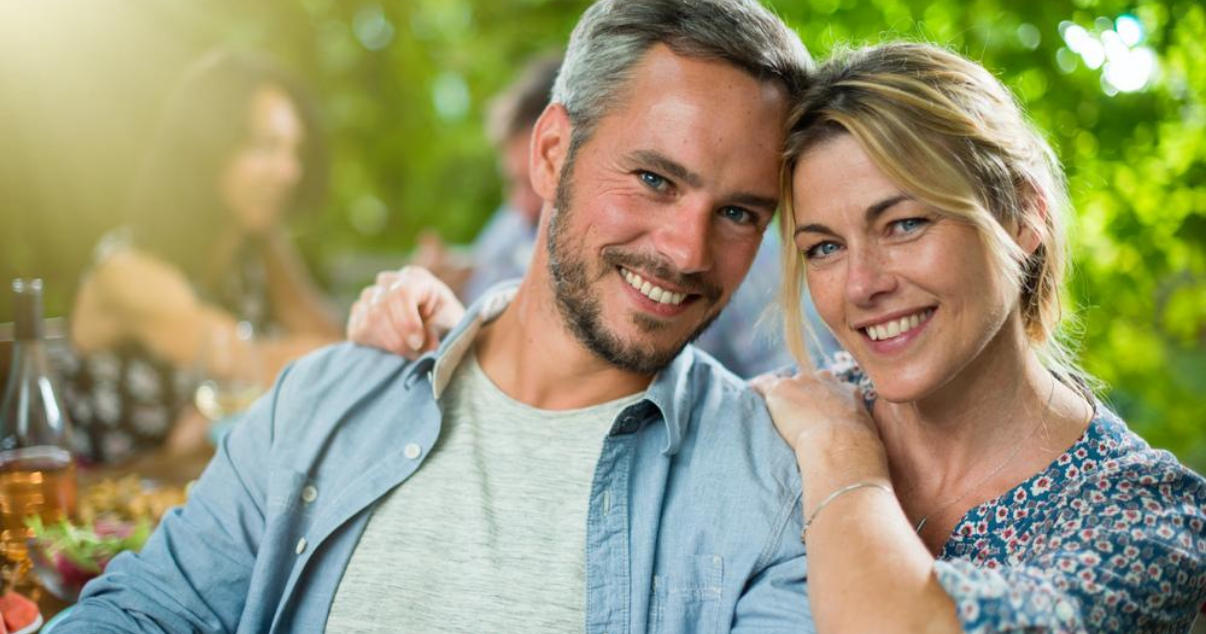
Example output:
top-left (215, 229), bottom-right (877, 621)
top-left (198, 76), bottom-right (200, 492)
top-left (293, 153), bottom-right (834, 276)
top-left (826, 352), bottom-right (1206, 633)
top-left (61, 231), bottom-right (273, 463)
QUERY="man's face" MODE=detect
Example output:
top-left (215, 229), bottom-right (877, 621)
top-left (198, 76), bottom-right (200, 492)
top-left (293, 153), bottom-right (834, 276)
top-left (544, 45), bottom-right (788, 374)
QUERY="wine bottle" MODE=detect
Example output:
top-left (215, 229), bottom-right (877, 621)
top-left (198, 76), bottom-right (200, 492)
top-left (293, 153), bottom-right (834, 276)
top-left (0, 279), bottom-right (77, 566)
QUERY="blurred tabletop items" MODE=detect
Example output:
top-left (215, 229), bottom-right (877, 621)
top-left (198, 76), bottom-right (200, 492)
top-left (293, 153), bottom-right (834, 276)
top-left (0, 278), bottom-right (219, 626)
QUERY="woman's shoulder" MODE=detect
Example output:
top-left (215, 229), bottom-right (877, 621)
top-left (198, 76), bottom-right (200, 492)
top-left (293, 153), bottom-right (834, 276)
top-left (88, 241), bottom-right (198, 318)
top-left (819, 351), bottom-right (877, 403)
top-left (1037, 403), bottom-right (1206, 539)
top-left (1078, 404), bottom-right (1203, 487)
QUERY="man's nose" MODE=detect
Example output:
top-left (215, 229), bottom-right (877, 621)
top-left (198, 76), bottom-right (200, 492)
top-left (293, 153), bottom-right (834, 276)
top-left (653, 202), bottom-right (713, 274)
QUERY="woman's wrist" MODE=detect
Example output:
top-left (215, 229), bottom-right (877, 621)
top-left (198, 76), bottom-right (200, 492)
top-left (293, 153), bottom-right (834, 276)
top-left (795, 424), bottom-right (891, 507)
top-left (793, 420), bottom-right (885, 466)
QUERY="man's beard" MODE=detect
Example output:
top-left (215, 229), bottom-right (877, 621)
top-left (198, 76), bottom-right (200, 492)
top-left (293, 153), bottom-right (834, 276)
top-left (545, 165), bottom-right (725, 375)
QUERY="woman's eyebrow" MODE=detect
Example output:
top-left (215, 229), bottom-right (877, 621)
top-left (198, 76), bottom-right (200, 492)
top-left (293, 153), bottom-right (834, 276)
top-left (865, 195), bottom-right (911, 222)
top-left (794, 194), bottom-right (913, 239)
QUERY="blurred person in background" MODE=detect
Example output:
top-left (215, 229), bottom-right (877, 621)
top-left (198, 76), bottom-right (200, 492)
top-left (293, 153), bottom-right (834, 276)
top-left (411, 53), bottom-right (562, 304)
top-left (65, 49), bottom-right (341, 464)
top-left (397, 52), bottom-right (839, 376)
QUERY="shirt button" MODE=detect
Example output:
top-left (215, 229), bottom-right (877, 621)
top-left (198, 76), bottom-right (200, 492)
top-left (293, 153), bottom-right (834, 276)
top-left (296, 537), bottom-right (307, 555)
top-left (404, 443), bottom-right (423, 460)
top-left (301, 485), bottom-right (318, 504)
top-left (1055, 599), bottom-right (1074, 621)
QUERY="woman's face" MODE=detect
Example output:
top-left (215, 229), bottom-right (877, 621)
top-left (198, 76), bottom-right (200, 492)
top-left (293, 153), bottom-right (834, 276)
top-left (791, 134), bottom-right (1019, 403)
top-left (219, 85), bottom-right (305, 235)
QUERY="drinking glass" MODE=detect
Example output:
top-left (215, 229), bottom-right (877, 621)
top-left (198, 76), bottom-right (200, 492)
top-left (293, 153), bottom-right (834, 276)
top-left (193, 321), bottom-right (264, 424)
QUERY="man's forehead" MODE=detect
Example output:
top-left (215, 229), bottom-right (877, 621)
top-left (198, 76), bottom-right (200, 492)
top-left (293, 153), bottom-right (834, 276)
top-left (620, 44), bottom-right (789, 102)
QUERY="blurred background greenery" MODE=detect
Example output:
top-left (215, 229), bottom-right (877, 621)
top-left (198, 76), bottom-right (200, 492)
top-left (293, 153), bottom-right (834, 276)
top-left (0, 0), bottom-right (1202, 469)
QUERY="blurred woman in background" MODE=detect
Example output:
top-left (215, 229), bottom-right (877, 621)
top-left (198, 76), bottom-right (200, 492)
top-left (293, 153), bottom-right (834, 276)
top-left (67, 49), bottom-right (340, 463)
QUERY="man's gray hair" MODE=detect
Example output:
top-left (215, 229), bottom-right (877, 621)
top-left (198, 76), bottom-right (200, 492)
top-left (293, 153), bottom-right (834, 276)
top-left (552, 0), bottom-right (812, 146)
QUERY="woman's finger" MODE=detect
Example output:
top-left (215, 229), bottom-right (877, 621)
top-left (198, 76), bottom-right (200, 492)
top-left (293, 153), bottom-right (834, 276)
top-left (749, 374), bottom-right (780, 397)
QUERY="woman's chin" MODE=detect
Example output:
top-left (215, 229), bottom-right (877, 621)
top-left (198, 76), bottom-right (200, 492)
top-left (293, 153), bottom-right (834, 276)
top-left (861, 368), bottom-right (939, 405)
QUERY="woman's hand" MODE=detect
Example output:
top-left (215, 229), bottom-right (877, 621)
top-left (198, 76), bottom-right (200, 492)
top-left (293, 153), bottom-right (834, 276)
top-left (346, 266), bottom-right (466, 358)
top-left (750, 369), bottom-right (878, 453)
top-left (751, 368), bottom-right (891, 503)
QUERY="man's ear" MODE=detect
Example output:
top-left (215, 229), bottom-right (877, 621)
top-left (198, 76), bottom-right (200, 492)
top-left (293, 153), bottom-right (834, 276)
top-left (530, 103), bottom-right (572, 203)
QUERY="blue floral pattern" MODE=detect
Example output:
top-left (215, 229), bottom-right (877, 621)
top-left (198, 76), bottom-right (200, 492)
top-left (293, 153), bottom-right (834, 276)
top-left (933, 407), bottom-right (1206, 633)
top-left (826, 354), bottom-right (1206, 632)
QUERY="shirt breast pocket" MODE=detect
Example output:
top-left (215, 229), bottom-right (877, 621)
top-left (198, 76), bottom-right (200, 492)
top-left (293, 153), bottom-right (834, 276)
top-left (649, 554), bottom-right (723, 634)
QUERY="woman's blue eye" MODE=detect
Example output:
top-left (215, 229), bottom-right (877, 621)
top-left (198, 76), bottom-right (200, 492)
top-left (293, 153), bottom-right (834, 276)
top-left (804, 242), bottom-right (841, 259)
top-left (892, 217), bottom-right (929, 234)
top-left (639, 171), bottom-right (667, 190)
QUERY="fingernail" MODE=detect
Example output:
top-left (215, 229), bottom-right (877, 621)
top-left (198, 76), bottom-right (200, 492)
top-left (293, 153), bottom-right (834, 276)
top-left (407, 334), bottom-right (425, 350)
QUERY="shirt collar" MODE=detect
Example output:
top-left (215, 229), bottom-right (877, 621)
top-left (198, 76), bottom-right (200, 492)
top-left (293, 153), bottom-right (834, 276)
top-left (638, 349), bottom-right (697, 456)
top-left (402, 282), bottom-right (700, 456)
top-left (401, 282), bottom-right (517, 400)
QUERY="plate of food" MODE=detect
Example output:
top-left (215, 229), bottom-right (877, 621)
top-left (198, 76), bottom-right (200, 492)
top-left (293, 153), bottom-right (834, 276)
top-left (26, 475), bottom-right (188, 601)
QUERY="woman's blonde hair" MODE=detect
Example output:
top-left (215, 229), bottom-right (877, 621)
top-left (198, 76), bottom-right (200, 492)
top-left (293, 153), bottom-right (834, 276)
top-left (780, 42), bottom-right (1083, 381)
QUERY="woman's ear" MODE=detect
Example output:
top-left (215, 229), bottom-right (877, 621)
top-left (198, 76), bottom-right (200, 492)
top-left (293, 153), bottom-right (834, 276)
top-left (529, 103), bottom-right (572, 204)
top-left (1016, 186), bottom-right (1048, 256)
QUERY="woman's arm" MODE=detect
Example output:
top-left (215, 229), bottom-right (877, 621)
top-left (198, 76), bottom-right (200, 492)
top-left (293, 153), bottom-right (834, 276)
top-left (753, 371), bottom-right (961, 634)
top-left (754, 371), bottom-right (1206, 633)
top-left (75, 248), bottom-right (328, 382)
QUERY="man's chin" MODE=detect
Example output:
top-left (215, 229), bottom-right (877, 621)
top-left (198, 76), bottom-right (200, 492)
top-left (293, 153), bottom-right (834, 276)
top-left (582, 316), bottom-right (714, 375)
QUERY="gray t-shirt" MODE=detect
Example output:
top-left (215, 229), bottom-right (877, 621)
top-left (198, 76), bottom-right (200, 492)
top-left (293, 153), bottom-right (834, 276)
top-left (325, 349), bottom-right (643, 633)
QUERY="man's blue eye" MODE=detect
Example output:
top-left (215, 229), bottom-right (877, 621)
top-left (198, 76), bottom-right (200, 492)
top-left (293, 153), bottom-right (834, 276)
top-left (720, 206), bottom-right (753, 225)
top-left (639, 171), bottom-right (667, 190)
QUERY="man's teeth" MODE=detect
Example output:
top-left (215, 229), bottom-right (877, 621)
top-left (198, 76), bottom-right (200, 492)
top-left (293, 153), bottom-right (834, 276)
top-left (864, 308), bottom-right (934, 341)
top-left (622, 268), bottom-right (685, 306)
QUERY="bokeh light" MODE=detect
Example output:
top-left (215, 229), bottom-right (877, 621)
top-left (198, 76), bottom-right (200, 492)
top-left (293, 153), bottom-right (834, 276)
top-left (1059, 15), bottom-right (1157, 94)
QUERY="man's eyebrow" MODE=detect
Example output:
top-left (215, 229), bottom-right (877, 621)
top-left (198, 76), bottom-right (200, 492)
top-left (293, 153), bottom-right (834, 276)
top-left (630, 150), bottom-right (702, 188)
top-left (729, 192), bottom-right (780, 214)
top-left (794, 194), bottom-right (913, 239)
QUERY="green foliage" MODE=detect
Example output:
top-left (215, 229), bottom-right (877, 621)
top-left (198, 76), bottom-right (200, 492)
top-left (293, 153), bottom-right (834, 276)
top-left (1, 0), bottom-right (1202, 468)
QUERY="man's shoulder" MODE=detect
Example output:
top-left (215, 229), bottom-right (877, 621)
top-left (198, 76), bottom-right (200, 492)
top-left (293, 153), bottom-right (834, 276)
top-left (255, 342), bottom-right (432, 465)
top-left (273, 342), bottom-right (418, 416)
top-left (285, 340), bottom-right (409, 379)
top-left (681, 346), bottom-right (776, 419)
top-left (675, 347), bottom-right (799, 488)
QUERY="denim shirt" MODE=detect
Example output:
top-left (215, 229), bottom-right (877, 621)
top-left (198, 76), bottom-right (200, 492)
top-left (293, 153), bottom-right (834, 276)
top-left (58, 289), bottom-right (814, 634)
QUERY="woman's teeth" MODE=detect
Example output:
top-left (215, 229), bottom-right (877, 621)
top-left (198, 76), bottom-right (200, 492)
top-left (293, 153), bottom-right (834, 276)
top-left (864, 308), bottom-right (934, 341)
top-left (621, 268), bottom-right (686, 306)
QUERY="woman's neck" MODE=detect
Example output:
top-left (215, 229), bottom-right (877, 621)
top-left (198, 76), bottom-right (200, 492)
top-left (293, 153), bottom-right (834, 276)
top-left (875, 318), bottom-right (1088, 502)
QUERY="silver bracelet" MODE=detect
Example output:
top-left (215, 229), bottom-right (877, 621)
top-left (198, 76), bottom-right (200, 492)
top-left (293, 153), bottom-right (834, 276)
top-left (800, 482), bottom-right (894, 542)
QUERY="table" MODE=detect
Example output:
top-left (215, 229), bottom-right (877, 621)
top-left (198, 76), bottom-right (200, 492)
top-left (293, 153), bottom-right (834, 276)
top-left (24, 446), bottom-right (215, 623)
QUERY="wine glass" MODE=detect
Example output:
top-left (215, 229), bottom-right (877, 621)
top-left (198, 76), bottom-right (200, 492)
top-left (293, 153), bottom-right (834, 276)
top-left (193, 322), bottom-right (264, 424)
